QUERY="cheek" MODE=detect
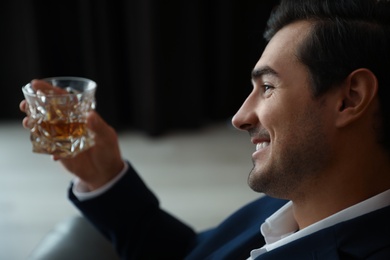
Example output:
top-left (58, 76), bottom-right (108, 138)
top-left (259, 99), bottom-right (309, 146)
top-left (257, 106), bottom-right (275, 131)
top-left (259, 101), bottom-right (293, 131)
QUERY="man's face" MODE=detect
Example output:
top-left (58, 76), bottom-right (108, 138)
top-left (232, 21), bottom-right (335, 199)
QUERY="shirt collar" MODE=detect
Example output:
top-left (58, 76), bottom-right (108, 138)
top-left (260, 188), bottom-right (390, 251)
top-left (260, 201), bottom-right (296, 244)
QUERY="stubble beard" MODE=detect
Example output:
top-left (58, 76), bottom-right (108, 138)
top-left (247, 112), bottom-right (330, 199)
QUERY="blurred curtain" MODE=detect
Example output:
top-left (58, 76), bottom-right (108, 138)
top-left (1, 0), bottom-right (276, 136)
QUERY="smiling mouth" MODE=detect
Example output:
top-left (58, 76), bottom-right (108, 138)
top-left (256, 142), bottom-right (270, 151)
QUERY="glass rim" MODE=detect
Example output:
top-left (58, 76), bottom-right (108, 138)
top-left (22, 76), bottom-right (97, 97)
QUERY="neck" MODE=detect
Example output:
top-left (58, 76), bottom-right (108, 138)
top-left (290, 146), bottom-right (390, 229)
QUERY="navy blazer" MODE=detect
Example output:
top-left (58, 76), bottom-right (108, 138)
top-left (69, 163), bottom-right (390, 259)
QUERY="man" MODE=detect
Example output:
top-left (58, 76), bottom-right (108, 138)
top-left (20, 0), bottom-right (390, 259)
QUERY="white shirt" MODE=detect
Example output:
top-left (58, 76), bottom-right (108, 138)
top-left (249, 189), bottom-right (390, 259)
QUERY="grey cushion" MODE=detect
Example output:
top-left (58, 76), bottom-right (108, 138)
top-left (28, 216), bottom-right (120, 260)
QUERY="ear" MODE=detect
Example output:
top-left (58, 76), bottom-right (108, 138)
top-left (335, 68), bottom-right (378, 128)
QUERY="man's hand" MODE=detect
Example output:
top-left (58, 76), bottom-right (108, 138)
top-left (20, 80), bottom-right (125, 191)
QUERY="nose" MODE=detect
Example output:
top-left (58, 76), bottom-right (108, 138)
top-left (231, 91), bottom-right (258, 131)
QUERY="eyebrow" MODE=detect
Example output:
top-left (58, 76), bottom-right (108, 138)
top-left (251, 66), bottom-right (279, 81)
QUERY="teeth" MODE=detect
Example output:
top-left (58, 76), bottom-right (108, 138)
top-left (256, 142), bottom-right (270, 151)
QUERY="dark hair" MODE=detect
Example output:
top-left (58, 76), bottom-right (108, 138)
top-left (264, 0), bottom-right (390, 151)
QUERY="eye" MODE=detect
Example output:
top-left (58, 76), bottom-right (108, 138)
top-left (263, 84), bottom-right (272, 91)
top-left (261, 84), bottom-right (274, 93)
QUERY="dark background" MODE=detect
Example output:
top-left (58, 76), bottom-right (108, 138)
top-left (1, 0), bottom-right (276, 136)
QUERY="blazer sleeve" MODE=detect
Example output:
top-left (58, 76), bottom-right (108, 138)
top-left (68, 162), bottom-right (197, 259)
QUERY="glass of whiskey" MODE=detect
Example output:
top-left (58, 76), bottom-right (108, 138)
top-left (22, 77), bottom-right (97, 158)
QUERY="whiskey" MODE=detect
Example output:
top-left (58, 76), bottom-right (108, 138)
top-left (39, 120), bottom-right (87, 140)
top-left (30, 120), bottom-right (94, 158)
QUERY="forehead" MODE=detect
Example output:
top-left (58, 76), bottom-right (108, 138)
top-left (254, 21), bottom-right (312, 73)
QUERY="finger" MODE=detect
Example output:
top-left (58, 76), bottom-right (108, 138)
top-left (19, 100), bottom-right (27, 113)
top-left (22, 117), bottom-right (33, 129)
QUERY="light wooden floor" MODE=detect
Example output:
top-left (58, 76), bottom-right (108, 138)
top-left (0, 121), bottom-right (261, 259)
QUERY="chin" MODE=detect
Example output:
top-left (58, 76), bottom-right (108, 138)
top-left (247, 167), bottom-right (267, 193)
